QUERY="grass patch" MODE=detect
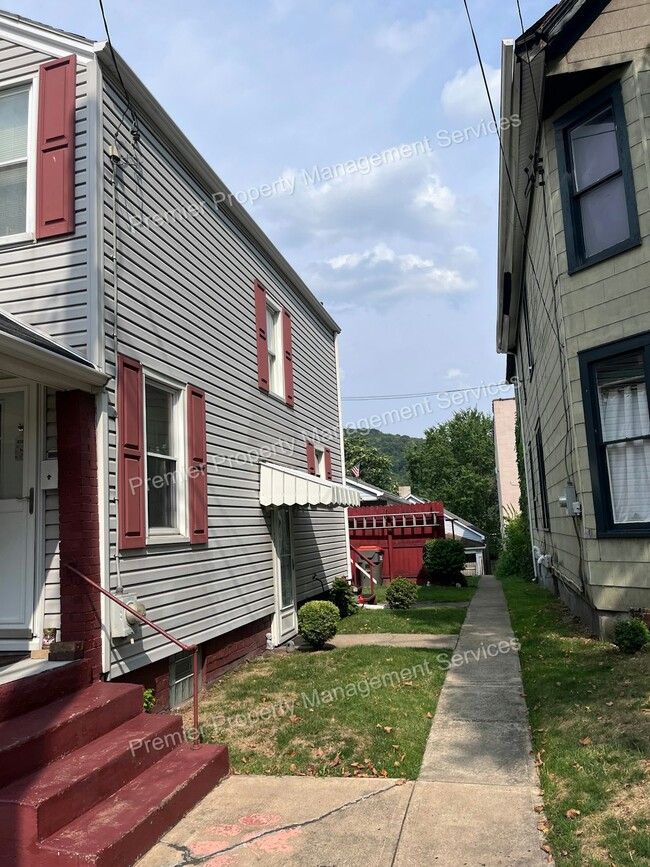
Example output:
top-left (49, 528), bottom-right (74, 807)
top-left (501, 576), bottom-right (650, 867)
top-left (337, 606), bottom-right (466, 635)
top-left (373, 575), bottom-right (478, 605)
top-left (190, 646), bottom-right (448, 780)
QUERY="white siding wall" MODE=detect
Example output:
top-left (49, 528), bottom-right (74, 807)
top-left (0, 39), bottom-right (90, 355)
top-left (102, 78), bottom-right (348, 676)
top-left (42, 389), bottom-right (60, 633)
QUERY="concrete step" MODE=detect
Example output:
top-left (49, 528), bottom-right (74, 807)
top-left (0, 660), bottom-right (91, 722)
top-left (37, 743), bottom-right (229, 867)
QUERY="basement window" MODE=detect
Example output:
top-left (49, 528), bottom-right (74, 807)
top-left (169, 650), bottom-right (201, 708)
top-left (555, 82), bottom-right (640, 272)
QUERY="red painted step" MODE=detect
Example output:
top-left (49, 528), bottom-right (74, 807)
top-left (0, 660), bottom-right (91, 722)
top-left (37, 742), bottom-right (229, 867)
top-left (0, 682), bottom-right (143, 788)
top-left (0, 712), bottom-right (185, 849)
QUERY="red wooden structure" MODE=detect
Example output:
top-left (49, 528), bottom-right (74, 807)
top-left (348, 502), bottom-right (445, 583)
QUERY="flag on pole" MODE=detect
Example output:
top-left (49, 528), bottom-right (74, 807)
top-left (351, 464), bottom-right (360, 478)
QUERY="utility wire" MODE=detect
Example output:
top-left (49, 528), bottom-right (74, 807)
top-left (342, 383), bottom-right (513, 402)
top-left (98, 0), bottom-right (140, 142)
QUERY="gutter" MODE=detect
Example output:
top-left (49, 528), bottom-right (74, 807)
top-left (0, 330), bottom-right (109, 390)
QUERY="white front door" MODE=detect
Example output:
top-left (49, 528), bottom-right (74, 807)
top-left (0, 386), bottom-right (36, 641)
top-left (271, 506), bottom-right (297, 646)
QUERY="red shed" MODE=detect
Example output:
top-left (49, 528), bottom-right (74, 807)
top-left (348, 502), bottom-right (445, 584)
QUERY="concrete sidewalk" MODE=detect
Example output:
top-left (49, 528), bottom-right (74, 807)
top-left (136, 577), bottom-right (548, 867)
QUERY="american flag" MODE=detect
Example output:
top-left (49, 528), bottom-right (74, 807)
top-left (350, 464), bottom-right (361, 478)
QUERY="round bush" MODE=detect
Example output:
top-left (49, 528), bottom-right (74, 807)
top-left (298, 600), bottom-right (340, 648)
top-left (330, 576), bottom-right (358, 618)
top-left (613, 617), bottom-right (650, 654)
top-left (423, 539), bottom-right (467, 586)
top-left (385, 577), bottom-right (418, 610)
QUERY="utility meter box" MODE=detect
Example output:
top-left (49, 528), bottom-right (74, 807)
top-left (111, 593), bottom-right (144, 640)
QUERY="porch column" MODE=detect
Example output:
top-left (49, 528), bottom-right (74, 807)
top-left (56, 390), bottom-right (102, 679)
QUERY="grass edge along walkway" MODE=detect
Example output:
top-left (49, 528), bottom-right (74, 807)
top-left (501, 575), bottom-right (650, 867)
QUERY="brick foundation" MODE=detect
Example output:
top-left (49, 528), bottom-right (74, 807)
top-left (114, 616), bottom-right (271, 711)
top-left (56, 391), bottom-right (102, 680)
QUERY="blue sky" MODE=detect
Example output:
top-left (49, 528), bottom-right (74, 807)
top-left (11, 0), bottom-right (551, 435)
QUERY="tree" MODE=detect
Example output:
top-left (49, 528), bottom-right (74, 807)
top-left (406, 409), bottom-right (500, 553)
top-left (344, 431), bottom-right (397, 491)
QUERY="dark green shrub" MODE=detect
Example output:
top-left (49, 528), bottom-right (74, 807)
top-left (298, 600), bottom-right (340, 648)
top-left (423, 538), bottom-right (467, 586)
top-left (330, 577), bottom-right (358, 618)
top-left (143, 688), bottom-right (156, 713)
top-left (613, 618), bottom-right (650, 654)
top-left (385, 577), bottom-right (418, 610)
top-left (495, 512), bottom-right (533, 580)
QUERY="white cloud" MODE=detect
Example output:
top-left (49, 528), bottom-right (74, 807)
top-left (451, 244), bottom-right (479, 263)
top-left (305, 243), bottom-right (474, 308)
top-left (441, 64), bottom-right (500, 119)
top-left (375, 12), bottom-right (438, 55)
top-left (446, 368), bottom-right (465, 379)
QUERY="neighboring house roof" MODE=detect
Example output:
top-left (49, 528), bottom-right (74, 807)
top-left (444, 510), bottom-right (487, 544)
top-left (0, 9), bottom-right (341, 336)
top-left (345, 477), bottom-right (406, 505)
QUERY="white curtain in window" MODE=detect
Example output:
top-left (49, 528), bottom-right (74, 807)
top-left (599, 383), bottom-right (650, 523)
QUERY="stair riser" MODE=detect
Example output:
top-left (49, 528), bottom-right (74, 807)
top-left (0, 689), bottom-right (143, 789)
top-left (0, 717), bottom-right (185, 847)
top-left (36, 747), bottom-right (230, 867)
top-left (0, 661), bottom-right (91, 723)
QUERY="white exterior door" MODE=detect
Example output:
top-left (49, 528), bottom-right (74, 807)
top-left (271, 506), bottom-right (297, 646)
top-left (0, 386), bottom-right (36, 641)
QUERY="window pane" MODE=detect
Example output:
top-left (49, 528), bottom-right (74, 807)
top-left (580, 175), bottom-right (630, 258)
top-left (146, 384), bottom-right (172, 456)
top-left (596, 351), bottom-right (649, 442)
top-left (266, 307), bottom-right (276, 354)
top-left (147, 456), bottom-right (177, 529)
top-left (570, 104), bottom-right (619, 192)
top-left (0, 89), bottom-right (28, 163)
top-left (278, 508), bottom-right (294, 607)
top-left (606, 440), bottom-right (650, 523)
top-left (0, 163), bottom-right (27, 236)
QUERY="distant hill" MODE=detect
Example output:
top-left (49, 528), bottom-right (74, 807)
top-left (360, 429), bottom-right (423, 486)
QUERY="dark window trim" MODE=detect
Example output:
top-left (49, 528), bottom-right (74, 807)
top-left (522, 284), bottom-right (534, 380)
top-left (528, 441), bottom-right (539, 530)
top-left (535, 421), bottom-right (551, 531)
top-left (579, 332), bottom-right (650, 538)
top-left (555, 81), bottom-right (640, 274)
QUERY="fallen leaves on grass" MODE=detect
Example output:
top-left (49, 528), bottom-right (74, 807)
top-left (579, 737), bottom-right (592, 746)
top-left (566, 809), bottom-right (581, 819)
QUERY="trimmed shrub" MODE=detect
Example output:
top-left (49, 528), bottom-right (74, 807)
top-left (385, 577), bottom-right (418, 610)
top-left (495, 512), bottom-right (533, 580)
top-left (613, 618), bottom-right (650, 654)
top-left (423, 538), bottom-right (467, 586)
top-left (298, 600), bottom-right (340, 649)
top-left (330, 577), bottom-right (358, 618)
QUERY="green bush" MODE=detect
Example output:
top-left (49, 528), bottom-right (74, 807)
top-left (495, 512), bottom-right (533, 580)
top-left (385, 577), bottom-right (418, 610)
top-left (613, 618), bottom-right (650, 654)
top-left (423, 538), bottom-right (467, 586)
top-left (298, 600), bottom-right (340, 649)
top-left (143, 688), bottom-right (156, 713)
top-left (330, 577), bottom-right (358, 618)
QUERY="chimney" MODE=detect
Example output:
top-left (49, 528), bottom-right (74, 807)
top-left (399, 486), bottom-right (412, 499)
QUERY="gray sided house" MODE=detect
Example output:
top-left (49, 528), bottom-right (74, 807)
top-left (0, 10), bottom-right (358, 706)
top-left (497, 0), bottom-right (650, 636)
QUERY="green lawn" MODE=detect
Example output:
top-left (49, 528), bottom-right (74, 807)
top-left (372, 576), bottom-right (478, 605)
top-left (336, 606), bottom-right (466, 635)
top-left (501, 576), bottom-right (650, 867)
top-left (190, 646), bottom-right (448, 779)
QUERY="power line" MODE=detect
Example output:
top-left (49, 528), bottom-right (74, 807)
top-left (98, 0), bottom-right (140, 143)
top-left (342, 383), bottom-right (513, 402)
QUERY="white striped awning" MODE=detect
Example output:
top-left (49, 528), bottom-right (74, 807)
top-left (260, 462), bottom-right (361, 508)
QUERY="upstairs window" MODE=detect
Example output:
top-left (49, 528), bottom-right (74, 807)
top-left (0, 86), bottom-right (30, 238)
top-left (556, 83), bottom-right (640, 272)
top-left (145, 381), bottom-right (180, 535)
top-left (266, 303), bottom-right (284, 398)
top-left (580, 335), bottom-right (650, 536)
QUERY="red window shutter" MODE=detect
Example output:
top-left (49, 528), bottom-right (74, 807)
top-left (36, 54), bottom-right (77, 240)
top-left (118, 355), bottom-right (145, 550)
top-left (254, 279), bottom-right (269, 392)
top-left (324, 448), bottom-right (333, 481)
top-left (282, 307), bottom-right (294, 407)
top-left (187, 386), bottom-right (209, 544)
top-left (306, 441), bottom-right (317, 475)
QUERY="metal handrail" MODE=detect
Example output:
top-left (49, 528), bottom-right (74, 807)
top-left (66, 563), bottom-right (200, 748)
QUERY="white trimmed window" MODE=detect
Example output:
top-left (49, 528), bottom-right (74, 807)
top-left (314, 446), bottom-right (326, 479)
top-left (0, 83), bottom-right (33, 239)
top-left (266, 302), bottom-right (284, 398)
top-left (144, 379), bottom-right (183, 536)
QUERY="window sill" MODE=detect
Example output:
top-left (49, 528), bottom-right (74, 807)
top-left (594, 526), bottom-right (650, 539)
top-left (567, 235), bottom-right (641, 275)
top-left (263, 388), bottom-right (291, 407)
top-left (0, 231), bottom-right (35, 248)
top-left (146, 534), bottom-right (191, 547)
